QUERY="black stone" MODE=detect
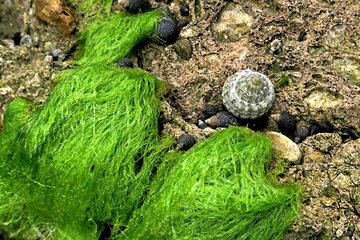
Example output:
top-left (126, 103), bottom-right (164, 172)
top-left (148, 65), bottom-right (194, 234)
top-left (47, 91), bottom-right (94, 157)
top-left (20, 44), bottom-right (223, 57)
top-left (117, 58), bottom-right (134, 68)
top-left (177, 134), bottom-right (196, 150)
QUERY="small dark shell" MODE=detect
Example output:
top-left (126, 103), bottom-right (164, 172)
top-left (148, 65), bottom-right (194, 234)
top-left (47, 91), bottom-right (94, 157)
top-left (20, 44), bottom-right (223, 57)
top-left (309, 123), bottom-right (321, 135)
top-left (176, 19), bottom-right (189, 32)
top-left (202, 104), bottom-right (224, 119)
top-left (216, 111), bottom-right (240, 128)
top-left (180, 4), bottom-right (190, 16)
top-left (117, 58), bottom-right (134, 68)
top-left (318, 121), bottom-right (332, 133)
top-left (278, 111), bottom-right (296, 135)
top-left (309, 121), bottom-right (332, 135)
top-left (340, 128), bottom-right (360, 141)
top-left (246, 114), bottom-right (269, 131)
top-left (123, 0), bottom-right (150, 14)
top-left (177, 134), bottom-right (196, 150)
top-left (155, 18), bottom-right (179, 45)
top-left (294, 125), bottom-right (309, 143)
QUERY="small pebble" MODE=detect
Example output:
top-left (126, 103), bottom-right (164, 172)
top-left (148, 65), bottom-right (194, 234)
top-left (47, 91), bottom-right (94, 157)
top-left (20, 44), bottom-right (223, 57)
top-left (177, 134), bottom-right (196, 150)
top-left (51, 49), bottom-right (66, 61)
top-left (44, 55), bottom-right (53, 62)
top-left (265, 131), bottom-right (302, 164)
top-left (197, 120), bottom-right (208, 129)
top-left (117, 58), bottom-right (134, 68)
top-left (173, 38), bottom-right (192, 60)
top-left (270, 39), bottom-right (281, 54)
top-left (20, 34), bottom-right (32, 46)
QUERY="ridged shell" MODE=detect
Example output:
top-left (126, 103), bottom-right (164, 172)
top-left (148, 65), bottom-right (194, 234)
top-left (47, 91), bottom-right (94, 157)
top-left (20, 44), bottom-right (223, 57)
top-left (222, 69), bottom-right (275, 119)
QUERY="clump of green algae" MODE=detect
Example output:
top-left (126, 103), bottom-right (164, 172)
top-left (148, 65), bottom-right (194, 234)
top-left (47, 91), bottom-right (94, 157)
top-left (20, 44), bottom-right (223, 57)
top-left (0, 10), bottom-right (169, 240)
top-left (0, 3), bottom-right (301, 240)
top-left (120, 127), bottom-right (301, 240)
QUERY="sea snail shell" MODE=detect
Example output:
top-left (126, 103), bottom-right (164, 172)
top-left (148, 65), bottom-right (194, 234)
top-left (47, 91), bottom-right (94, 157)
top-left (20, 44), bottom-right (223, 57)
top-left (222, 69), bottom-right (275, 119)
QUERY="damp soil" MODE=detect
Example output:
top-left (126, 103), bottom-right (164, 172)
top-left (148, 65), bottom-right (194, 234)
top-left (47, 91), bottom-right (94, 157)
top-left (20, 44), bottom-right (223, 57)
top-left (0, 0), bottom-right (359, 239)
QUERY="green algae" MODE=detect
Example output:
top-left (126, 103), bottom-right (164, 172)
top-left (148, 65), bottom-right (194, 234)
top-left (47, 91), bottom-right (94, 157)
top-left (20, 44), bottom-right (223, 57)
top-left (120, 127), bottom-right (301, 240)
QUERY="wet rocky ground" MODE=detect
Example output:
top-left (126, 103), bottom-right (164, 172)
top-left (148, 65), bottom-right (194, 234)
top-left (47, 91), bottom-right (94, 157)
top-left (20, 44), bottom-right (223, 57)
top-left (0, 0), bottom-right (359, 239)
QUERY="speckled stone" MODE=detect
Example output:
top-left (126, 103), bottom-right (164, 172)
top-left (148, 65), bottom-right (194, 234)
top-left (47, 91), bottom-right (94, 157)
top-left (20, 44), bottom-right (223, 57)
top-left (222, 69), bottom-right (275, 119)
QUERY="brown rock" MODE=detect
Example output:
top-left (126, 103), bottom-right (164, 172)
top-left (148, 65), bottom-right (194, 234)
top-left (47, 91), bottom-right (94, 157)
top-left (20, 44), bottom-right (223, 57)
top-left (35, 0), bottom-right (76, 35)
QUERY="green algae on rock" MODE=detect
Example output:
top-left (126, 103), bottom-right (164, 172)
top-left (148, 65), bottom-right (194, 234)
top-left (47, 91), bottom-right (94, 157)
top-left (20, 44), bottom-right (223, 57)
top-left (121, 127), bottom-right (302, 240)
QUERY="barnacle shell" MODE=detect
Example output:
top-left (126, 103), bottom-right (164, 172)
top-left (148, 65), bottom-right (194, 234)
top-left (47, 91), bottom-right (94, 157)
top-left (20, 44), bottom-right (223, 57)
top-left (222, 69), bottom-right (275, 119)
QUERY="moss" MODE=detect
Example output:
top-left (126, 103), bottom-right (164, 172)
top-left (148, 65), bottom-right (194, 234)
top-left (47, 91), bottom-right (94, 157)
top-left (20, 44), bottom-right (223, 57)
top-left (121, 127), bottom-right (302, 240)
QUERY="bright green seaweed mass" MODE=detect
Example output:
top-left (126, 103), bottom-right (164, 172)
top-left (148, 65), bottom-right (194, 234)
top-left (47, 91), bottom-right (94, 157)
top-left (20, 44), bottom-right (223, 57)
top-left (0, 5), bottom-right (301, 240)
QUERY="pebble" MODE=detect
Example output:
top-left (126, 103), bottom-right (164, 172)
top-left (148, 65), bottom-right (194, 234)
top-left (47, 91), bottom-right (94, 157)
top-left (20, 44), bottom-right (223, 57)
top-left (51, 49), bottom-right (66, 61)
top-left (265, 131), bottom-right (302, 163)
top-left (20, 34), bottom-right (32, 46)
